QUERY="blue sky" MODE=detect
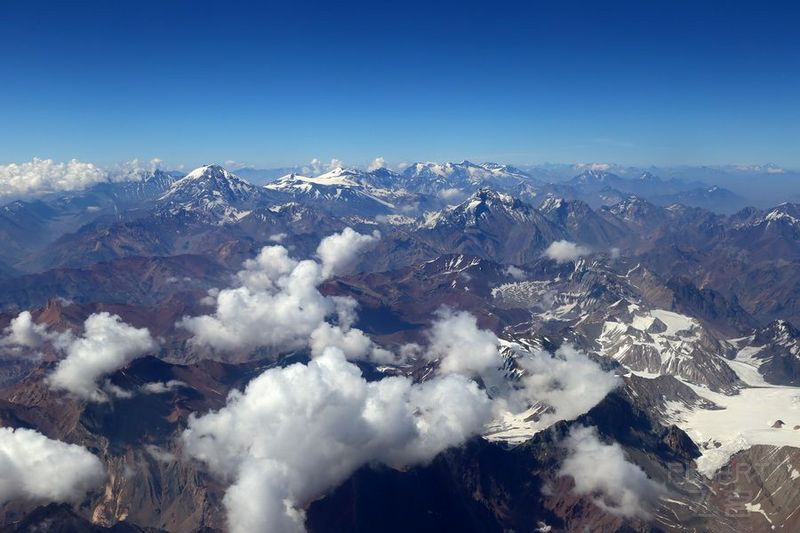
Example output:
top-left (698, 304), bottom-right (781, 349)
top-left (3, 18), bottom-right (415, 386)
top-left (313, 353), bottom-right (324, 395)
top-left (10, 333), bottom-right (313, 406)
top-left (1, 0), bottom-right (798, 168)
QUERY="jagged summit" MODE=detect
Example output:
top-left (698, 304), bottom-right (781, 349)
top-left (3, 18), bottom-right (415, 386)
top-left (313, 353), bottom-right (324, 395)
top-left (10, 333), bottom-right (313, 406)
top-left (157, 164), bottom-right (262, 222)
top-left (424, 188), bottom-right (536, 228)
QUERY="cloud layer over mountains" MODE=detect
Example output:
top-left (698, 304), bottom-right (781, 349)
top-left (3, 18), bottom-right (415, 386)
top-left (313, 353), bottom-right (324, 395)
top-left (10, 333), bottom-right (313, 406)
top-left (0, 228), bottom-right (623, 531)
top-left (0, 158), bottom-right (107, 198)
top-left (48, 313), bottom-right (158, 401)
top-left (559, 425), bottom-right (665, 518)
top-left (543, 240), bottom-right (590, 263)
top-left (176, 229), bottom-right (622, 532)
top-left (0, 427), bottom-right (104, 505)
top-left (183, 347), bottom-right (493, 533)
top-left (0, 157), bottom-right (170, 199)
top-left (181, 228), bottom-right (383, 358)
top-left (2, 311), bottom-right (157, 401)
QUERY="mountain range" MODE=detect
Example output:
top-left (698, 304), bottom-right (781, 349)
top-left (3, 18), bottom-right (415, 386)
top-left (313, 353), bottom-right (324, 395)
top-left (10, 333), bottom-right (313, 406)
top-left (0, 160), bottom-right (798, 533)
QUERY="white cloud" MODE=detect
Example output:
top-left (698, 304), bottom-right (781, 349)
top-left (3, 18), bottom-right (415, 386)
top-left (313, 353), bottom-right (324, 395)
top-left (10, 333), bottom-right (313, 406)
top-left (0, 157), bottom-right (175, 199)
top-left (181, 298), bottom-right (617, 532)
top-left (0, 427), bottom-right (104, 505)
top-left (140, 380), bottom-right (187, 394)
top-left (315, 227), bottom-right (380, 279)
top-left (559, 425), bottom-right (665, 518)
top-left (510, 345), bottom-right (619, 424)
top-left (437, 187), bottom-right (469, 204)
top-left (543, 240), bottom-right (590, 263)
top-left (367, 157), bottom-right (387, 171)
top-left (2, 311), bottom-right (46, 348)
top-left (182, 258), bottom-right (329, 352)
top-left (181, 229), bottom-right (383, 358)
top-left (309, 322), bottom-right (395, 364)
top-left (425, 308), bottom-right (500, 376)
top-left (108, 158), bottom-right (166, 178)
top-left (0, 158), bottom-right (108, 198)
top-left (0, 311), bottom-right (66, 350)
top-left (423, 309), bottom-right (617, 426)
top-left (47, 312), bottom-right (158, 401)
top-left (302, 158), bottom-right (344, 176)
top-left (182, 347), bottom-right (492, 533)
top-left (103, 380), bottom-right (134, 399)
top-left (503, 265), bottom-right (526, 280)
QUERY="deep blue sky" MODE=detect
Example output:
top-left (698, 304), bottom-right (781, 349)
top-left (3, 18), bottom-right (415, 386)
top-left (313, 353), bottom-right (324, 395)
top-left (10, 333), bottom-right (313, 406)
top-left (1, 0), bottom-right (798, 168)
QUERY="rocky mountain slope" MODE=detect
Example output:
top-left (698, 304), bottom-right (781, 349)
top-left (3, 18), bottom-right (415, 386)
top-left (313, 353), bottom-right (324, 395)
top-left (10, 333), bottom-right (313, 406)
top-left (0, 162), bottom-right (798, 532)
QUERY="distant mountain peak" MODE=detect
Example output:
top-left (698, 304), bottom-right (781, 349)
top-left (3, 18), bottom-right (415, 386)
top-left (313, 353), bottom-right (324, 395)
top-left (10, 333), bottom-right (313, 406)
top-left (424, 188), bottom-right (537, 229)
top-left (638, 171), bottom-right (661, 182)
top-left (469, 187), bottom-right (522, 208)
top-left (576, 168), bottom-right (613, 180)
top-left (539, 195), bottom-right (566, 213)
top-left (264, 168), bottom-right (397, 216)
top-left (184, 163), bottom-right (231, 179)
top-left (157, 165), bottom-right (261, 222)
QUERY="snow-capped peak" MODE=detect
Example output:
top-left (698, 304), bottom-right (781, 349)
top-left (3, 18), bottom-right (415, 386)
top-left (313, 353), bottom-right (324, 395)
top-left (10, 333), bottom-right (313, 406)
top-left (183, 164), bottom-right (239, 182)
top-left (539, 195), bottom-right (566, 213)
top-left (573, 168), bottom-right (613, 182)
top-left (166, 164), bottom-right (255, 195)
top-left (761, 205), bottom-right (800, 227)
top-left (157, 164), bottom-right (261, 223)
top-left (424, 188), bottom-right (535, 228)
top-left (263, 167), bottom-right (397, 216)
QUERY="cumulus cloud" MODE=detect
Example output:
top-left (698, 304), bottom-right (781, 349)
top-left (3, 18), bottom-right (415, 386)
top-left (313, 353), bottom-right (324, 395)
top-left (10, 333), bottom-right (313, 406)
top-left (315, 227), bottom-right (380, 279)
top-left (559, 425), bottom-right (665, 518)
top-left (1, 311), bottom-right (156, 400)
top-left (181, 299), bottom-right (617, 532)
top-left (0, 427), bottom-right (105, 505)
top-left (543, 240), bottom-right (590, 263)
top-left (183, 258), bottom-right (330, 352)
top-left (423, 309), bottom-right (617, 426)
top-left (0, 311), bottom-right (71, 352)
top-left (367, 157), bottom-right (387, 171)
top-left (182, 347), bottom-right (493, 533)
top-left (1, 311), bottom-right (48, 348)
top-left (421, 307), bottom-right (620, 432)
top-left (309, 322), bottom-right (395, 363)
top-left (509, 345), bottom-right (619, 424)
top-left (175, 238), bottom-right (620, 533)
top-left (48, 312), bottom-right (158, 401)
top-left (302, 158), bottom-right (344, 176)
top-left (0, 157), bottom-right (175, 199)
top-left (425, 308), bottom-right (500, 376)
top-left (0, 158), bottom-right (108, 198)
top-left (181, 229), bottom-right (383, 357)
